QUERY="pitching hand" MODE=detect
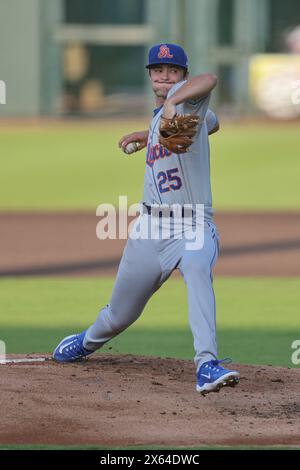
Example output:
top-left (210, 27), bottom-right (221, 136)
top-left (118, 131), bottom-right (149, 152)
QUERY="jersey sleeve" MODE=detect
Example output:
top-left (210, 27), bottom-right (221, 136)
top-left (167, 80), bottom-right (211, 121)
top-left (205, 109), bottom-right (219, 133)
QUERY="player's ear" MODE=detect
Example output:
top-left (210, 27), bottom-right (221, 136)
top-left (184, 70), bottom-right (189, 79)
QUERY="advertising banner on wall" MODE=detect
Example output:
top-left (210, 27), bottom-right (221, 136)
top-left (249, 54), bottom-right (300, 119)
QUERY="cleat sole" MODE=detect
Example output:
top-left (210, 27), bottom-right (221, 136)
top-left (198, 374), bottom-right (240, 396)
top-left (226, 377), bottom-right (239, 388)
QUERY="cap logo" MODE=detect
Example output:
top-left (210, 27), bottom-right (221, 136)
top-left (158, 45), bottom-right (173, 59)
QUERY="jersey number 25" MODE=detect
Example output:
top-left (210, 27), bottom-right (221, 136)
top-left (157, 168), bottom-right (182, 193)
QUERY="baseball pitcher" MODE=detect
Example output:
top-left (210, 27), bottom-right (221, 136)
top-left (53, 43), bottom-right (239, 396)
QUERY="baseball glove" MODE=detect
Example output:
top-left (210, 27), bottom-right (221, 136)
top-left (159, 114), bottom-right (200, 154)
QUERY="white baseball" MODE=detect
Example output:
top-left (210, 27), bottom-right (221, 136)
top-left (123, 141), bottom-right (140, 155)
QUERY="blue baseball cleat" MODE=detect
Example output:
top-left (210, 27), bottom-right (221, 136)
top-left (196, 358), bottom-right (239, 396)
top-left (52, 331), bottom-right (94, 362)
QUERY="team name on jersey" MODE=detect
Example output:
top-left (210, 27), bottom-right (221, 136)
top-left (146, 143), bottom-right (172, 167)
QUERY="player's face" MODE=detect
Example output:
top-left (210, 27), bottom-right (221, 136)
top-left (149, 65), bottom-right (187, 100)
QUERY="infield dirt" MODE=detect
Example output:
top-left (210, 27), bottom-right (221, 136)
top-left (0, 354), bottom-right (299, 447)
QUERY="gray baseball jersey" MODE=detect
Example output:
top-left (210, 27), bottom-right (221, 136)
top-left (143, 80), bottom-right (213, 220)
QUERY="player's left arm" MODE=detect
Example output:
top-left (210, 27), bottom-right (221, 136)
top-left (162, 73), bottom-right (218, 119)
top-left (208, 122), bottom-right (219, 135)
top-left (206, 109), bottom-right (220, 135)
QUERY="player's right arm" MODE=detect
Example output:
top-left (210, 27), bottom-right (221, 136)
top-left (118, 130), bottom-right (149, 151)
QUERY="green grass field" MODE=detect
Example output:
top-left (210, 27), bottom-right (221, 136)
top-left (0, 122), bottom-right (299, 211)
top-left (1, 276), bottom-right (299, 368)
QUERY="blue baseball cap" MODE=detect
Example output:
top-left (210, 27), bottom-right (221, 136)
top-left (146, 43), bottom-right (188, 70)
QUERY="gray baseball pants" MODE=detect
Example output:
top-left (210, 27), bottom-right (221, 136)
top-left (84, 215), bottom-right (219, 371)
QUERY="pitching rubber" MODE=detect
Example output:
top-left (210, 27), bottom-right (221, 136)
top-left (0, 357), bottom-right (48, 365)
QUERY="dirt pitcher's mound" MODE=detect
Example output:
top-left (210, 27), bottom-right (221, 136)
top-left (0, 354), bottom-right (299, 447)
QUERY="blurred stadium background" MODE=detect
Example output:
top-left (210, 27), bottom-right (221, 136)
top-left (0, 0), bottom-right (300, 370)
top-left (1, 0), bottom-right (300, 118)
